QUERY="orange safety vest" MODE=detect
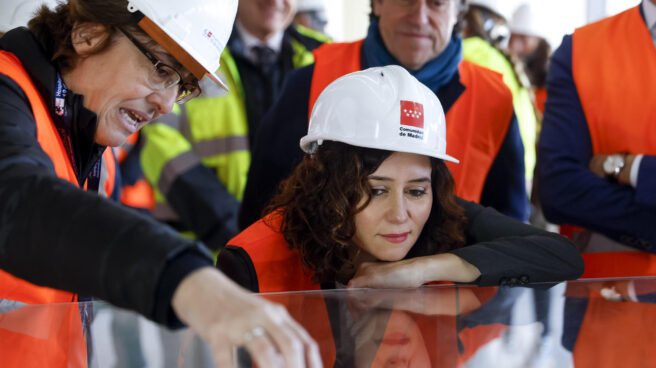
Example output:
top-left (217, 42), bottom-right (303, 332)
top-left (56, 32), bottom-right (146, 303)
top-left (229, 214), bottom-right (336, 367)
top-left (565, 281), bottom-right (656, 368)
top-left (571, 5), bottom-right (656, 277)
top-left (0, 51), bottom-right (90, 367)
top-left (308, 41), bottom-right (514, 202)
top-left (116, 132), bottom-right (155, 210)
top-left (534, 87), bottom-right (547, 115)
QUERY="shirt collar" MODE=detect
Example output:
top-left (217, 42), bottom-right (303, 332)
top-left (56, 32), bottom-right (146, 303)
top-left (643, 0), bottom-right (656, 31)
top-left (235, 21), bottom-right (284, 63)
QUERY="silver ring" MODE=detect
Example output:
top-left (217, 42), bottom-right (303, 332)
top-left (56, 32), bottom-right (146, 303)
top-left (243, 327), bottom-right (266, 343)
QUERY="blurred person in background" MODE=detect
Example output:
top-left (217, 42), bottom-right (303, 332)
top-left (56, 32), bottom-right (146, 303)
top-left (508, 2), bottom-right (551, 115)
top-left (462, 0), bottom-right (538, 208)
top-left (239, 0), bottom-right (529, 229)
top-left (219, 66), bottom-right (582, 366)
top-left (538, 0), bottom-right (656, 278)
top-left (293, 0), bottom-right (328, 34)
top-left (127, 0), bottom-right (331, 254)
top-left (0, 0), bottom-right (321, 367)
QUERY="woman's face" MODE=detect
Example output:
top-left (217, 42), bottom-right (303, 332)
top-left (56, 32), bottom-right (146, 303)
top-left (64, 26), bottom-right (181, 147)
top-left (355, 310), bottom-right (431, 368)
top-left (352, 152), bottom-right (433, 262)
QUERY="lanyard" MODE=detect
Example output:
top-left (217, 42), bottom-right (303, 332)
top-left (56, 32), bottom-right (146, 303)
top-left (52, 73), bottom-right (102, 192)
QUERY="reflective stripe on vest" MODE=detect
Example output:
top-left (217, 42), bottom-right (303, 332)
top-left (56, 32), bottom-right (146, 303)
top-left (309, 41), bottom-right (513, 202)
top-left (142, 38), bottom-right (323, 220)
top-left (228, 214), bottom-right (337, 367)
top-left (0, 51), bottom-right (87, 368)
top-left (571, 6), bottom-right (656, 277)
top-left (463, 36), bottom-right (537, 181)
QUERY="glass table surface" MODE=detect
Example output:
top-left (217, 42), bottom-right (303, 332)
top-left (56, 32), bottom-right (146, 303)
top-left (2, 277), bottom-right (655, 367)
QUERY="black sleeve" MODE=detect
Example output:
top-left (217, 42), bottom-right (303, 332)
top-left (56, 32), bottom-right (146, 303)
top-left (449, 198), bottom-right (584, 287)
top-left (166, 163), bottom-right (240, 251)
top-left (479, 113), bottom-right (529, 222)
top-left (238, 65), bottom-right (315, 230)
top-left (216, 245), bottom-right (260, 292)
top-left (0, 75), bottom-right (213, 326)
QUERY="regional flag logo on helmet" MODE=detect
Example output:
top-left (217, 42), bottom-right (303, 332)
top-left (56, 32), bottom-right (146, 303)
top-left (400, 100), bottom-right (424, 129)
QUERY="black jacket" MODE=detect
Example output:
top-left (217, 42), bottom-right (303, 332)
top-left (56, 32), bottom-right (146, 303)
top-left (219, 199), bottom-right (583, 291)
top-left (0, 28), bottom-right (212, 326)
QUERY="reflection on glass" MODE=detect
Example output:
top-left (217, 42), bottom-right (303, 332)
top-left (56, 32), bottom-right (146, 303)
top-left (4, 279), bottom-right (656, 367)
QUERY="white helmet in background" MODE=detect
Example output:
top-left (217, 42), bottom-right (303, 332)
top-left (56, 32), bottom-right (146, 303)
top-left (126, 0), bottom-right (237, 91)
top-left (510, 2), bottom-right (544, 38)
top-left (300, 65), bottom-right (458, 163)
top-left (468, 0), bottom-right (513, 21)
top-left (297, 0), bottom-right (325, 12)
top-left (0, 0), bottom-right (58, 32)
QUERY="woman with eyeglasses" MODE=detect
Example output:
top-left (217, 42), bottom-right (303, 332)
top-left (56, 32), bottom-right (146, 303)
top-left (0, 1), bottom-right (321, 367)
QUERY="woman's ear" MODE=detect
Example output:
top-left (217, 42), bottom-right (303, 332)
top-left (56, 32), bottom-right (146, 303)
top-left (71, 22), bottom-right (110, 56)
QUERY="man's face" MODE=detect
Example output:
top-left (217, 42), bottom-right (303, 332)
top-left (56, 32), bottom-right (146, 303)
top-left (373, 0), bottom-right (458, 71)
top-left (238, 0), bottom-right (297, 41)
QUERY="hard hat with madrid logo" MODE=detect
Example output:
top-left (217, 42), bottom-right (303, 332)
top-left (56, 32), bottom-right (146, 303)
top-left (126, 0), bottom-right (237, 91)
top-left (300, 65), bottom-right (458, 163)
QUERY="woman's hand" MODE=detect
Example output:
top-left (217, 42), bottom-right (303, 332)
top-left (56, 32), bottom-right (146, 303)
top-left (348, 258), bottom-right (426, 289)
top-left (348, 253), bottom-right (481, 289)
top-left (171, 267), bottom-right (322, 368)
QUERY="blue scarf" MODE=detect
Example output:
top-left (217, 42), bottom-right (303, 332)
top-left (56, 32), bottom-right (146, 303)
top-left (361, 18), bottom-right (463, 92)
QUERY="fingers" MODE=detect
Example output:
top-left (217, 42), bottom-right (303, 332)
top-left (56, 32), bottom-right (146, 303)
top-left (173, 269), bottom-right (322, 367)
top-left (242, 330), bottom-right (285, 368)
top-left (211, 342), bottom-right (233, 368)
top-left (280, 317), bottom-right (323, 368)
top-left (251, 306), bottom-right (322, 368)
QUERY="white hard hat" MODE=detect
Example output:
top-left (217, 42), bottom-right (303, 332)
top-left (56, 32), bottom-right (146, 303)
top-left (300, 65), bottom-right (458, 163)
top-left (126, 0), bottom-right (237, 91)
top-left (297, 0), bottom-right (325, 12)
top-left (510, 2), bottom-right (544, 38)
top-left (0, 0), bottom-right (59, 32)
top-left (468, 0), bottom-right (513, 21)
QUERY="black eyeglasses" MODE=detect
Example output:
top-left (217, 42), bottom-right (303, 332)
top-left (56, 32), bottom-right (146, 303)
top-left (118, 27), bottom-right (201, 104)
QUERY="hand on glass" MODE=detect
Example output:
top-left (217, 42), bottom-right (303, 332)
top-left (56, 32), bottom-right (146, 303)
top-left (171, 267), bottom-right (322, 368)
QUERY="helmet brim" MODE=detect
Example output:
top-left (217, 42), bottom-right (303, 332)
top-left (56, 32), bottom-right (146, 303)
top-left (299, 135), bottom-right (460, 164)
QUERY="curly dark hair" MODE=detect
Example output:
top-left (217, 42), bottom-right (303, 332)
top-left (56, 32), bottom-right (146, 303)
top-left (265, 142), bottom-right (467, 284)
top-left (27, 0), bottom-right (147, 72)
